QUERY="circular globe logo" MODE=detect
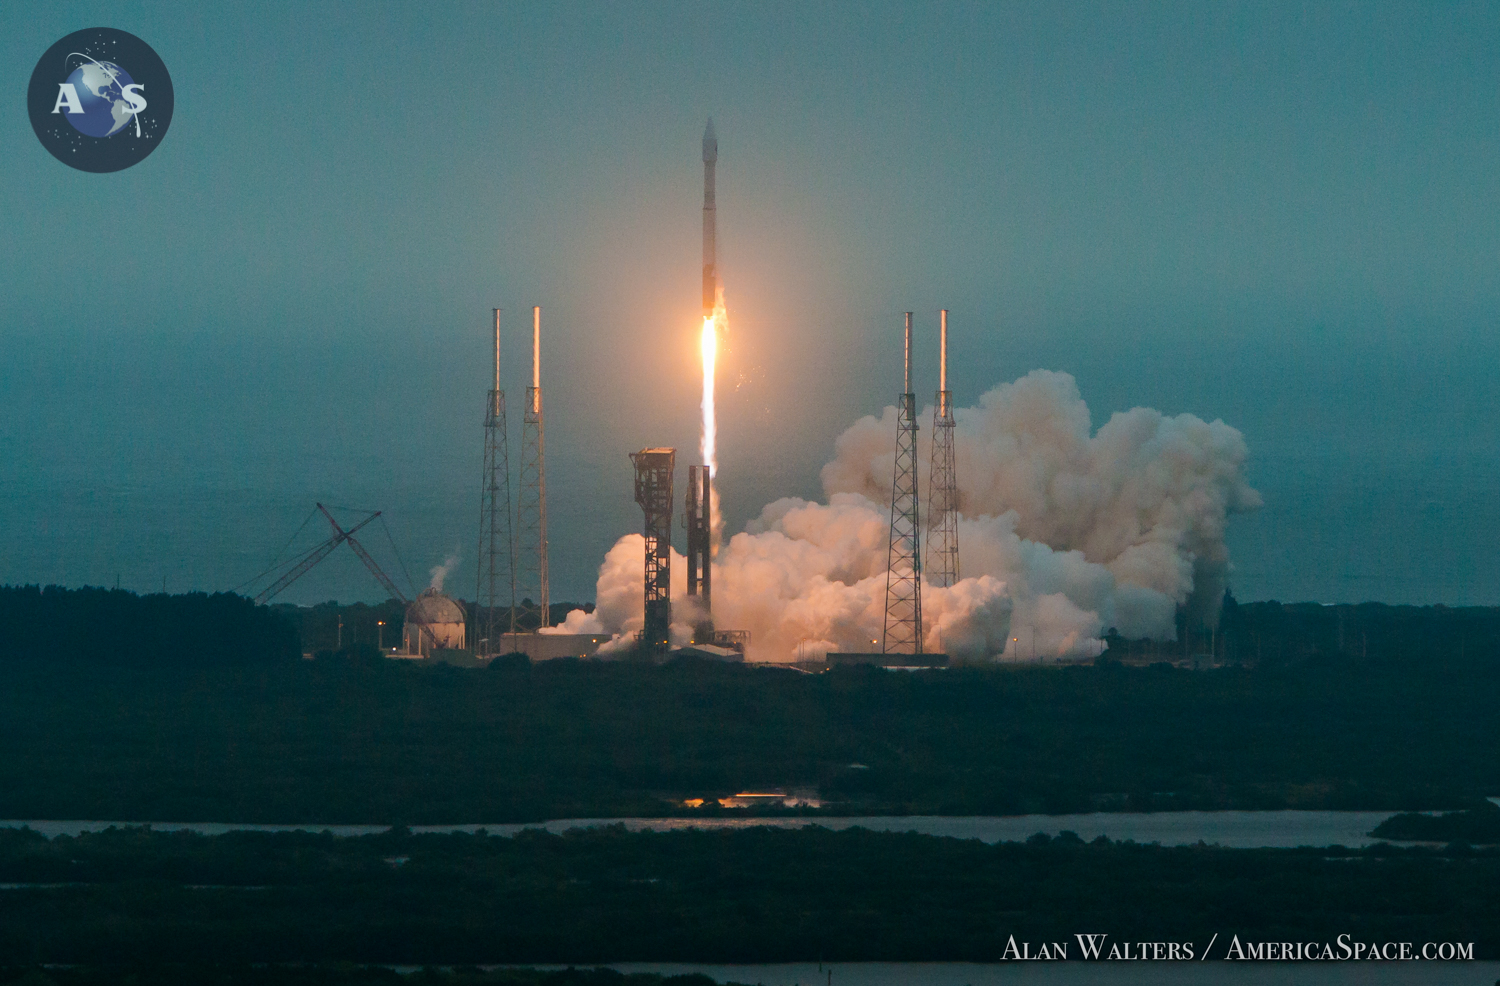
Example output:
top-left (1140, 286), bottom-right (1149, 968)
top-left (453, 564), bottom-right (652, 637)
top-left (28, 28), bottom-right (173, 173)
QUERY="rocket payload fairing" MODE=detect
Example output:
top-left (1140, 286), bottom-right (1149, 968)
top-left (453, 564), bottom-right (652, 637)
top-left (702, 118), bottom-right (717, 316)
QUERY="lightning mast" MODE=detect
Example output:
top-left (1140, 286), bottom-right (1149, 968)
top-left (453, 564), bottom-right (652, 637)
top-left (517, 306), bottom-right (550, 630)
top-left (883, 313), bottom-right (923, 655)
top-left (927, 309), bottom-right (960, 587)
top-left (475, 308), bottom-right (516, 656)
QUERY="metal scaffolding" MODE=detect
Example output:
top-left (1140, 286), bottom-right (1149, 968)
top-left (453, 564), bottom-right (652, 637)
top-left (632, 447), bottom-right (676, 653)
top-left (475, 308), bottom-right (516, 656)
top-left (927, 308), bottom-right (960, 588)
top-left (686, 463), bottom-right (714, 642)
top-left (883, 313), bottom-right (923, 655)
top-left (516, 306), bottom-right (550, 631)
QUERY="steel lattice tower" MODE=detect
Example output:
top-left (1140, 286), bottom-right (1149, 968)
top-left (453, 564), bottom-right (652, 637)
top-left (516, 306), bottom-right (550, 631)
top-left (632, 448), bottom-right (676, 653)
top-left (883, 313), bottom-right (923, 655)
top-left (927, 309), bottom-right (960, 588)
top-left (686, 464), bottom-right (713, 642)
top-left (475, 308), bottom-right (516, 655)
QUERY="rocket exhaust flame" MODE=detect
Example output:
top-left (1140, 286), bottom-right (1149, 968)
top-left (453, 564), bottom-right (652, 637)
top-left (701, 289), bottom-right (725, 542)
top-left (701, 315), bottom-right (717, 477)
top-left (700, 118), bottom-right (723, 544)
top-left (544, 119), bottom-right (1259, 661)
top-left (682, 116), bottom-right (725, 645)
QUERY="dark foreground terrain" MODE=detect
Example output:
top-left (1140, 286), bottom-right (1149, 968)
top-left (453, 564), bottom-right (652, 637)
top-left (1373, 801), bottom-right (1500, 843)
top-left (0, 967), bottom-right (723, 986)
top-left (0, 586), bottom-right (1498, 821)
top-left (0, 825), bottom-right (1494, 964)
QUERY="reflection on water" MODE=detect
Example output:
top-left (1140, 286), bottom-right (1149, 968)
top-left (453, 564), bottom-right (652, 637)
top-left (0, 810), bottom-right (1433, 847)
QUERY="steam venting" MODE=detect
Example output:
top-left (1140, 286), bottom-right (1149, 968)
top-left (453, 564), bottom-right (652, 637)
top-left (554, 371), bottom-right (1260, 662)
top-left (428, 553), bottom-right (460, 593)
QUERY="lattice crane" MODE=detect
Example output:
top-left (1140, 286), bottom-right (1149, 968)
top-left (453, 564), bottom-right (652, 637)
top-left (250, 503), bottom-right (440, 651)
top-left (253, 509), bottom-right (382, 605)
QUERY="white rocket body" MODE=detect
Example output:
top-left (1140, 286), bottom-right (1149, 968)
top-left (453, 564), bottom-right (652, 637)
top-left (702, 118), bottom-right (717, 315)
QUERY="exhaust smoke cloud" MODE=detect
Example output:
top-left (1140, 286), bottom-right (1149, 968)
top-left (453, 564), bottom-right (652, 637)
top-left (428, 553), bottom-right (460, 593)
top-left (554, 370), bottom-right (1260, 662)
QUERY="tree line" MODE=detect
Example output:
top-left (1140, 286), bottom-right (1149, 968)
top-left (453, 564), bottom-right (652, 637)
top-left (0, 825), bottom-right (1493, 964)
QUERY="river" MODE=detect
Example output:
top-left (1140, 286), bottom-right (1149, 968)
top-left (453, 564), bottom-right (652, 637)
top-left (0, 810), bottom-right (1434, 847)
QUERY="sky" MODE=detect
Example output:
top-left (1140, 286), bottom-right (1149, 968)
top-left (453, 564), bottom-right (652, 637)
top-left (2, 1), bottom-right (1499, 608)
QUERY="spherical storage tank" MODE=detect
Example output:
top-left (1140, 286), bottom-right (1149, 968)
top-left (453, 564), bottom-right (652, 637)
top-left (403, 588), bottom-right (467, 655)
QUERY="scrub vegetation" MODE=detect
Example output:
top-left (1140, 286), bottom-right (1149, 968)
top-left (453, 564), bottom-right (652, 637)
top-left (0, 825), bottom-right (1494, 964)
top-left (0, 966), bottom-right (724, 986)
top-left (1372, 801), bottom-right (1500, 843)
top-left (0, 586), bottom-right (1497, 821)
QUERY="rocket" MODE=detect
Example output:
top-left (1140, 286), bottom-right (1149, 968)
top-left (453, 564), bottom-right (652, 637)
top-left (702, 117), bottom-right (718, 316)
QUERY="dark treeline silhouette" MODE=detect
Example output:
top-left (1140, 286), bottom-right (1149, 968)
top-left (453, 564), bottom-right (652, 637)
top-left (1, 589), bottom-right (1497, 820)
top-left (1, 651), bottom-right (1496, 822)
top-left (1222, 596), bottom-right (1500, 664)
top-left (1372, 801), bottom-right (1500, 843)
top-left (1104, 593), bottom-right (1500, 665)
top-left (0, 586), bottom-right (297, 666)
top-left (0, 825), bottom-right (1493, 963)
top-left (0, 965), bottom-right (722, 986)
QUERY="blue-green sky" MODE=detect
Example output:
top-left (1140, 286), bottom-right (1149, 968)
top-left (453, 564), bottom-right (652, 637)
top-left (3, 1), bottom-right (1499, 606)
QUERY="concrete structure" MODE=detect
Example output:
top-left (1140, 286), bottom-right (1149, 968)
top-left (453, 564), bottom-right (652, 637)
top-left (825, 651), bottom-right (948, 668)
top-left (494, 632), bottom-right (611, 661)
top-left (403, 588), bottom-right (467, 656)
top-left (670, 643), bottom-right (743, 662)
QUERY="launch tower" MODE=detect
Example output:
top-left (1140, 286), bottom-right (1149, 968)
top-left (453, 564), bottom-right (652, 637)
top-left (632, 447), bottom-right (676, 653)
top-left (517, 306), bottom-right (550, 630)
top-left (927, 309), bottom-right (960, 587)
top-left (686, 463), bottom-right (713, 641)
top-left (475, 309), bottom-right (516, 654)
top-left (882, 313), bottom-right (923, 654)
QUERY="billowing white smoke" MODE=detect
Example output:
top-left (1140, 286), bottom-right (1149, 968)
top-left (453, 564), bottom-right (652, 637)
top-left (552, 371), bottom-right (1260, 662)
top-left (428, 553), bottom-right (460, 593)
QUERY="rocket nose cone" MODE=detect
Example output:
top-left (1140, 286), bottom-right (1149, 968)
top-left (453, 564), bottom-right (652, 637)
top-left (703, 117), bottom-right (717, 162)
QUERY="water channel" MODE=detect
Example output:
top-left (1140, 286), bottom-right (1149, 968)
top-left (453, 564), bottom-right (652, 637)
top-left (0, 810), bottom-right (1439, 847)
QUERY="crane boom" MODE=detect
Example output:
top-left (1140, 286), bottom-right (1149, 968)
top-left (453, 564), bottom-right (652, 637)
top-left (253, 511), bottom-right (383, 605)
top-left (346, 533), bottom-right (408, 604)
top-left (253, 534), bottom-right (343, 605)
top-left (317, 504), bottom-right (408, 604)
top-left (316, 503), bottom-right (443, 652)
